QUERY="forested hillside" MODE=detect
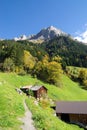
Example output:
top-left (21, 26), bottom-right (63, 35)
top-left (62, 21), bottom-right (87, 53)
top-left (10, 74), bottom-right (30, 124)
top-left (0, 36), bottom-right (87, 86)
top-left (42, 36), bottom-right (87, 68)
top-left (1, 36), bottom-right (87, 70)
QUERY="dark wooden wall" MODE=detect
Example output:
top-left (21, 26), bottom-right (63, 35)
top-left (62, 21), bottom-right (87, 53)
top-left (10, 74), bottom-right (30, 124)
top-left (34, 86), bottom-right (47, 98)
top-left (69, 114), bottom-right (87, 125)
top-left (57, 113), bottom-right (87, 126)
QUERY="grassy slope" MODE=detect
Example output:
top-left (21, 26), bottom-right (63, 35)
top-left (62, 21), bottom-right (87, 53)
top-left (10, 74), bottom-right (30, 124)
top-left (45, 75), bottom-right (87, 101)
top-left (0, 73), bottom-right (25, 130)
top-left (0, 73), bottom-right (41, 130)
top-left (0, 72), bottom-right (87, 130)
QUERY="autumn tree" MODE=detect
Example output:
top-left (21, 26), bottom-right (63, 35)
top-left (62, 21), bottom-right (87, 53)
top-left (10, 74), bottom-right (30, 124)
top-left (47, 61), bottom-right (63, 86)
top-left (79, 69), bottom-right (87, 89)
top-left (34, 55), bottom-right (63, 87)
top-left (23, 50), bottom-right (36, 73)
top-left (3, 58), bottom-right (15, 72)
top-left (52, 55), bottom-right (62, 63)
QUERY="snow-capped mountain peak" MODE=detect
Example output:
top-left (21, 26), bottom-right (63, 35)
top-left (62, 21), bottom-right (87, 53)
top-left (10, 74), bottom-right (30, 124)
top-left (29, 26), bottom-right (67, 41)
top-left (47, 25), bottom-right (66, 35)
top-left (47, 26), bottom-right (62, 33)
top-left (14, 26), bottom-right (67, 42)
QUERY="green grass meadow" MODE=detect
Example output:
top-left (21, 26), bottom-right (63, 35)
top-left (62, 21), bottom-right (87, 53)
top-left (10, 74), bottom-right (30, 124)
top-left (0, 72), bottom-right (87, 130)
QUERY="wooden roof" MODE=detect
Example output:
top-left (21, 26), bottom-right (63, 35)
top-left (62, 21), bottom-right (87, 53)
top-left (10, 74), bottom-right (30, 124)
top-left (20, 85), bottom-right (32, 89)
top-left (56, 101), bottom-right (87, 114)
top-left (30, 85), bottom-right (47, 91)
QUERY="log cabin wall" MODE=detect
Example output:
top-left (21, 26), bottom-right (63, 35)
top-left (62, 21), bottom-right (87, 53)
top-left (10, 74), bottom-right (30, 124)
top-left (36, 87), bottom-right (47, 98)
top-left (69, 114), bottom-right (87, 125)
top-left (56, 113), bottom-right (87, 125)
top-left (32, 86), bottom-right (47, 98)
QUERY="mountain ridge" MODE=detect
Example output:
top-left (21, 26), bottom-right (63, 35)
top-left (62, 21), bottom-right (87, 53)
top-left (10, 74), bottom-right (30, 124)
top-left (0, 25), bottom-right (87, 44)
top-left (14, 26), bottom-right (68, 42)
top-left (29, 26), bottom-right (67, 40)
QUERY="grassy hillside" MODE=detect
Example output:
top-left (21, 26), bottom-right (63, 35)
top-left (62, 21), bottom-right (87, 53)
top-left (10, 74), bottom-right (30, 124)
top-left (46, 75), bottom-right (87, 101)
top-left (0, 73), bottom-right (27, 130)
top-left (0, 72), bottom-right (87, 130)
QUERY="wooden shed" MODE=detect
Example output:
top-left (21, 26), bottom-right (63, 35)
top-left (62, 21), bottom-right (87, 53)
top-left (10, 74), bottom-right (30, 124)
top-left (56, 101), bottom-right (87, 129)
top-left (20, 85), bottom-right (32, 95)
top-left (30, 85), bottom-right (47, 99)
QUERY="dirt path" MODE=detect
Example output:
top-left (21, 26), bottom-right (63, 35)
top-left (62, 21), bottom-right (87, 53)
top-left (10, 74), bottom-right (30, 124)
top-left (20, 101), bottom-right (36, 130)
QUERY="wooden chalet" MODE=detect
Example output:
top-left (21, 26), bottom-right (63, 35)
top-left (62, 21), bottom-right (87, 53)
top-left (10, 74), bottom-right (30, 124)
top-left (56, 101), bottom-right (87, 129)
top-left (20, 85), bottom-right (47, 98)
top-left (30, 85), bottom-right (47, 99)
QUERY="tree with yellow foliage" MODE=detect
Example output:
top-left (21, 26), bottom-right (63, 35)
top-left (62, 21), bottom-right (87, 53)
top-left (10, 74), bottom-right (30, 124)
top-left (23, 50), bottom-right (36, 73)
top-left (47, 61), bottom-right (63, 86)
top-left (79, 69), bottom-right (87, 89)
top-left (34, 55), bottom-right (63, 87)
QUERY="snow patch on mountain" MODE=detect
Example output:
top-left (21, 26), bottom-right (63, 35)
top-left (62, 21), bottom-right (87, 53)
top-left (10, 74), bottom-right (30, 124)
top-left (14, 35), bottom-right (27, 41)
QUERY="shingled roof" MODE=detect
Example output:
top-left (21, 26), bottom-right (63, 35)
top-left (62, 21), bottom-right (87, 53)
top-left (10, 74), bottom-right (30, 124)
top-left (56, 101), bottom-right (87, 114)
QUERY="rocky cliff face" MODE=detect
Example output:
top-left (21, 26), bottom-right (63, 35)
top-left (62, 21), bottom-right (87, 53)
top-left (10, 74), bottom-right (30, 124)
top-left (29, 26), bottom-right (67, 41)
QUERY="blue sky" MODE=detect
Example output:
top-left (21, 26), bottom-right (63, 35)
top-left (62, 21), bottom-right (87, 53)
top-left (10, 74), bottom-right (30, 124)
top-left (0, 0), bottom-right (87, 40)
